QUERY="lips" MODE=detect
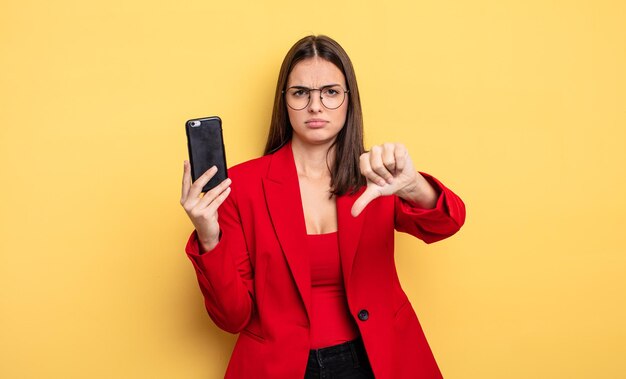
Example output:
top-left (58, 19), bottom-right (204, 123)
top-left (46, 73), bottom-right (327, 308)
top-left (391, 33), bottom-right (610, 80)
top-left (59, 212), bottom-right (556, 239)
top-left (305, 119), bottom-right (328, 128)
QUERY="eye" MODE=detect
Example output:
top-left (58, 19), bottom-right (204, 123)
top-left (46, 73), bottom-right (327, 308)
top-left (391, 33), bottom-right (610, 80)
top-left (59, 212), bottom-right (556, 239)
top-left (291, 89), bottom-right (309, 97)
top-left (323, 87), bottom-right (340, 96)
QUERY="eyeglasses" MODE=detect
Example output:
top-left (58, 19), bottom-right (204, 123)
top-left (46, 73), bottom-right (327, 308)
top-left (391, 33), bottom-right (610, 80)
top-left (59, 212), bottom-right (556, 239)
top-left (283, 85), bottom-right (349, 110)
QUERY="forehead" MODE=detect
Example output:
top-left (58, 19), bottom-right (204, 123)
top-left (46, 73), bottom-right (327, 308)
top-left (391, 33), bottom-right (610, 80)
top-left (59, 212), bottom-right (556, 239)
top-left (287, 57), bottom-right (346, 87)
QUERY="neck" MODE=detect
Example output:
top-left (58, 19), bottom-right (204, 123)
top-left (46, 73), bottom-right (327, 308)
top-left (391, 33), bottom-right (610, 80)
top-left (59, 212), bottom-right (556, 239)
top-left (291, 137), bottom-right (335, 179)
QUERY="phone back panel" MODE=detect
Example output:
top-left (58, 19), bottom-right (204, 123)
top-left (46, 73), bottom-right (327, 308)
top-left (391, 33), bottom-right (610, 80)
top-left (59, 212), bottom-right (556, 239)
top-left (186, 116), bottom-right (227, 193)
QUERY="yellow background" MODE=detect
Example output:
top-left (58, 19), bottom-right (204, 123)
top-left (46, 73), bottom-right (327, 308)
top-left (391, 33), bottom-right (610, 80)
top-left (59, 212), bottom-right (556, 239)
top-left (1, 0), bottom-right (625, 378)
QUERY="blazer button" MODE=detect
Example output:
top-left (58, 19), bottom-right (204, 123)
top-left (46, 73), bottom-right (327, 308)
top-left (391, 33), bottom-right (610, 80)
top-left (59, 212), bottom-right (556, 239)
top-left (358, 309), bottom-right (369, 321)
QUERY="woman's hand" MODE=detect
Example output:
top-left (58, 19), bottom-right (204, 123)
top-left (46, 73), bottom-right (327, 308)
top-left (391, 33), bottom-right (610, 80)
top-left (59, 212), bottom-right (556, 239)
top-left (351, 143), bottom-right (438, 217)
top-left (180, 161), bottom-right (232, 252)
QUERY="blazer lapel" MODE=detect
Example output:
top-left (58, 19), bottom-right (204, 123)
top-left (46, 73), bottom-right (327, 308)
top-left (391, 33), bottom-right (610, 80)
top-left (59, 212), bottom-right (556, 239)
top-left (336, 189), bottom-right (366, 292)
top-left (262, 142), bottom-right (367, 315)
top-left (262, 143), bottom-right (312, 318)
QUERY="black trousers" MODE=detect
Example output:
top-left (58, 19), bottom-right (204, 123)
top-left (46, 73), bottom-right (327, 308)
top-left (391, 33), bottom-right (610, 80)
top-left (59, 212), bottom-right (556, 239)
top-left (304, 338), bottom-right (375, 379)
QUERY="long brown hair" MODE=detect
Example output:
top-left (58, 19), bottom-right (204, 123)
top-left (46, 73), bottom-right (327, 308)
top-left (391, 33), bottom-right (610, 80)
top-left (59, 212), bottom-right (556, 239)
top-left (264, 35), bottom-right (365, 195)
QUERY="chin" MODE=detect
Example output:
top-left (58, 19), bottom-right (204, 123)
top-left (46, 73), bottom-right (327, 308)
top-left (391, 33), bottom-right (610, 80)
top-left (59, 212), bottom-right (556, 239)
top-left (293, 126), bottom-right (342, 145)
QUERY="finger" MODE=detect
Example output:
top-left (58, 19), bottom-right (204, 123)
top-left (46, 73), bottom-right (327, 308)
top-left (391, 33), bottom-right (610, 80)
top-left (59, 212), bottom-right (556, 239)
top-left (382, 143), bottom-right (396, 176)
top-left (369, 145), bottom-right (394, 184)
top-left (360, 153), bottom-right (386, 186)
top-left (196, 178), bottom-right (232, 209)
top-left (181, 160), bottom-right (192, 204)
top-left (188, 166), bottom-right (218, 200)
top-left (205, 186), bottom-right (232, 214)
top-left (394, 144), bottom-right (407, 173)
top-left (351, 186), bottom-right (382, 217)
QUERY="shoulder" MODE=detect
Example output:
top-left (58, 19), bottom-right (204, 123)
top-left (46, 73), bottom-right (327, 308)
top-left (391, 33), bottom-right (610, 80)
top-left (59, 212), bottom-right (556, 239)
top-left (223, 155), bottom-right (270, 206)
top-left (228, 143), bottom-right (292, 182)
top-left (228, 154), bottom-right (271, 181)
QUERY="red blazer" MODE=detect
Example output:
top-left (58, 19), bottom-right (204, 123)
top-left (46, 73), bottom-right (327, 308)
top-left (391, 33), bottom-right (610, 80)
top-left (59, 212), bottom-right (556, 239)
top-left (185, 143), bottom-right (465, 378)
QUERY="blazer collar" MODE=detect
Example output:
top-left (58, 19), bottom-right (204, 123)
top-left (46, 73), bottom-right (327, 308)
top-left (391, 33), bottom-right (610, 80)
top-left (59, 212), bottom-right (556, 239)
top-left (337, 188), bottom-right (366, 291)
top-left (262, 142), bottom-right (366, 318)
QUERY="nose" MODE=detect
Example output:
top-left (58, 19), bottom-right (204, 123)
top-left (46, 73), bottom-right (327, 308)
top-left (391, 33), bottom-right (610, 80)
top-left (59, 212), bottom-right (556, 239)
top-left (307, 89), bottom-right (323, 113)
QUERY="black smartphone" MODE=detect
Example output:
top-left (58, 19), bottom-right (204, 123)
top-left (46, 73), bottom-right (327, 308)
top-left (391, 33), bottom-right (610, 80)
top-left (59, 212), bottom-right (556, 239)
top-left (185, 116), bottom-right (228, 193)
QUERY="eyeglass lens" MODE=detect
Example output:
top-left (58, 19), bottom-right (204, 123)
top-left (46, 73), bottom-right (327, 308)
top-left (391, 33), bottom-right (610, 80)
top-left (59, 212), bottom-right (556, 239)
top-left (285, 85), bottom-right (347, 110)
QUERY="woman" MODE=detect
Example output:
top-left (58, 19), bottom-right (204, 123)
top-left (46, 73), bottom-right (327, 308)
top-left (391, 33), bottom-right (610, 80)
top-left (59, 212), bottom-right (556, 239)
top-left (180, 35), bottom-right (465, 379)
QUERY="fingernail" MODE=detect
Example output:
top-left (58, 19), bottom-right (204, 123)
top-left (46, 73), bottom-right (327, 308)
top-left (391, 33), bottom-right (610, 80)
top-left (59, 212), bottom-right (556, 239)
top-left (378, 179), bottom-right (386, 186)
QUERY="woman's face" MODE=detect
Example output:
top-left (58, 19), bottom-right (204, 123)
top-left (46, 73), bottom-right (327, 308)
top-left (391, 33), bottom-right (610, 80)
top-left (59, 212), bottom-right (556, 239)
top-left (285, 57), bottom-right (348, 147)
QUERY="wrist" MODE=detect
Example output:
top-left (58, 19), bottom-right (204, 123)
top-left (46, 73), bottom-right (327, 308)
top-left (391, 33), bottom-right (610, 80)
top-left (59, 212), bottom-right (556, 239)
top-left (398, 178), bottom-right (437, 209)
top-left (197, 232), bottom-right (220, 254)
top-left (199, 240), bottom-right (218, 254)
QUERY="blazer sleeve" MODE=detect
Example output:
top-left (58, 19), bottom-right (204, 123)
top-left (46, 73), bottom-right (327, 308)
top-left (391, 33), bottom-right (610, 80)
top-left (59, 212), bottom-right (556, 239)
top-left (394, 172), bottom-right (466, 244)
top-left (184, 183), bottom-right (254, 334)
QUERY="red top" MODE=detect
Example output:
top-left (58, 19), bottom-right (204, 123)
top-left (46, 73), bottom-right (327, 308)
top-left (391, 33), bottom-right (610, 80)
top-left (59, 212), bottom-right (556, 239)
top-left (307, 232), bottom-right (360, 349)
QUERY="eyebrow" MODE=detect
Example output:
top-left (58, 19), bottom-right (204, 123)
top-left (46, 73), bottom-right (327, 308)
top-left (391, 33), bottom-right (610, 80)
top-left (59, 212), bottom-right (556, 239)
top-left (287, 83), bottom-right (342, 89)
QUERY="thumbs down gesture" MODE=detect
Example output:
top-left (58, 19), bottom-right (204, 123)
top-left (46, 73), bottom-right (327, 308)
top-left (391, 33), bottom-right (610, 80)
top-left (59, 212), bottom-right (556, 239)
top-left (351, 143), bottom-right (438, 217)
